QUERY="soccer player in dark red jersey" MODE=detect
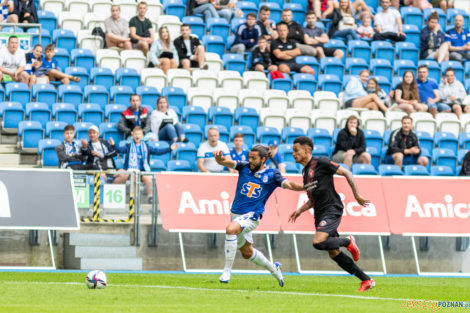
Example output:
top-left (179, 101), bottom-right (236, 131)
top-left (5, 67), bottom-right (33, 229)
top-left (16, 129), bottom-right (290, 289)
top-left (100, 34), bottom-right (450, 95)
top-left (289, 136), bottom-right (375, 292)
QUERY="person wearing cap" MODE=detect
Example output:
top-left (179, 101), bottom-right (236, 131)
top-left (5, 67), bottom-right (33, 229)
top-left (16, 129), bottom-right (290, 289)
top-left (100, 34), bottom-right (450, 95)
top-left (117, 94), bottom-right (153, 141)
top-left (81, 125), bottom-right (118, 180)
top-left (265, 140), bottom-right (286, 174)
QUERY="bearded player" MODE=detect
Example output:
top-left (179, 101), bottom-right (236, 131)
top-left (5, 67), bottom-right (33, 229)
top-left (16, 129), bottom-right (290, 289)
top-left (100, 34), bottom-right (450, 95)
top-left (289, 136), bottom-right (375, 292)
top-left (213, 145), bottom-right (304, 286)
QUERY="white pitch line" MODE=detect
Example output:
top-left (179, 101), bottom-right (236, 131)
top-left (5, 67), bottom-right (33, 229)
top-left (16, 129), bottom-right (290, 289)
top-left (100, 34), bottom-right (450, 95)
top-left (1, 281), bottom-right (439, 303)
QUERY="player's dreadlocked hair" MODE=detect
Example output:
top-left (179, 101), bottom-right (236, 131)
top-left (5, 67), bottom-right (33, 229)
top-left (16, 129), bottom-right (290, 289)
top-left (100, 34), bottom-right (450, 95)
top-left (251, 145), bottom-right (269, 160)
top-left (293, 136), bottom-right (314, 151)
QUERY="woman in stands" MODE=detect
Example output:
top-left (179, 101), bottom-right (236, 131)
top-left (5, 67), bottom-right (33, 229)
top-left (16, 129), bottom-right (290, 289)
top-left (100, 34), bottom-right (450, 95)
top-left (149, 26), bottom-right (179, 74)
top-left (327, 0), bottom-right (360, 41)
top-left (420, 12), bottom-right (449, 63)
top-left (150, 96), bottom-right (188, 144)
top-left (343, 70), bottom-right (388, 112)
top-left (393, 70), bottom-right (428, 114)
top-left (366, 78), bottom-right (390, 108)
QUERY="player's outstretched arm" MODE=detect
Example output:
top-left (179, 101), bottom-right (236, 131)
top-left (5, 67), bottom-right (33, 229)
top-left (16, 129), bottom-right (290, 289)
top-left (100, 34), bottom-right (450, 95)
top-left (336, 166), bottom-right (370, 207)
top-left (288, 200), bottom-right (311, 223)
top-left (213, 150), bottom-right (236, 169)
top-left (282, 180), bottom-right (304, 191)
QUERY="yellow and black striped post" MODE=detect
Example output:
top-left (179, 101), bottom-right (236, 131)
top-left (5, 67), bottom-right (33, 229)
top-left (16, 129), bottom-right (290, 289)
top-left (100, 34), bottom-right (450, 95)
top-left (127, 172), bottom-right (135, 222)
top-left (92, 172), bottom-right (101, 222)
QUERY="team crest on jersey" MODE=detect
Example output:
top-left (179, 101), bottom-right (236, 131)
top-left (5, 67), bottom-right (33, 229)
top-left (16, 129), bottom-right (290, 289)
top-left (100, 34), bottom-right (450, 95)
top-left (319, 220), bottom-right (327, 227)
top-left (309, 169), bottom-right (314, 177)
top-left (241, 182), bottom-right (262, 198)
top-left (262, 175), bottom-right (268, 183)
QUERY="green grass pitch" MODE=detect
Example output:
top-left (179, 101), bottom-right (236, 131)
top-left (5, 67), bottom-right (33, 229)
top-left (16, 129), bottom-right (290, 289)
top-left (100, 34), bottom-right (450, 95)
top-left (0, 272), bottom-right (469, 313)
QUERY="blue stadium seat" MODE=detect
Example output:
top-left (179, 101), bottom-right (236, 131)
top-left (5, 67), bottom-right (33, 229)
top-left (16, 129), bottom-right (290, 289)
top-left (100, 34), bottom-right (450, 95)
top-left (230, 125), bottom-right (255, 147)
top-left (183, 106), bottom-right (207, 129)
top-left (418, 60), bottom-right (441, 83)
top-left (458, 149), bottom-right (468, 165)
top-left (230, 17), bottom-right (245, 33)
top-left (28, 28), bottom-right (52, 47)
top-left (111, 86), bottom-right (133, 105)
top-left (204, 125), bottom-right (229, 142)
top-left (223, 54), bottom-right (247, 75)
top-left (203, 35), bottom-right (226, 57)
top-left (307, 128), bottom-right (332, 150)
top-left (433, 148), bottom-right (457, 173)
top-left (278, 143), bottom-right (294, 163)
top-left (237, 1), bottom-right (258, 16)
top-left (401, 7), bottom-right (423, 28)
top-left (38, 10), bottom-right (57, 34)
top-left (99, 122), bottom-right (122, 143)
top-left (90, 67), bottom-right (114, 91)
top-left (318, 74), bottom-right (342, 95)
top-left (73, 122), bottom-right (94, 140)
top-left (379, 164), bottom-right (403, 176)
top-left (26, 102), bottom-right (51, 128)
top-left (290, 0), bottom-right (308, 10)
top-left (320, 57), bottom-right (344, 78)
top-left (162, 87), bottom-right (186, 111)
top-left (32, 84), bottom-right (57, 104)
top-left (348, 40), bottom-right (371, 63)
top-left (370, 59), bottom-right (393, 81)
top-left (459, 133), bottom-right (470, 149)
top-left (0, 102), bottom-right (24, 129)
top-left (416, 130), bottom-right (434, 154)
top-left (58, 84), bottom-right (83, 106)
top-left (46, 121), bottom-right (67, 141)
top-left (392, 76), bottom-right (402, 89)
top-left (345, 58), bottom-right (368, 75)
top-left (53, 48), bottom-right (70, 71)
top-left (257, 126), bottom-right (281, 144)
top-left (371, 41), bottom-right (394, 60)
top-left (404, 165), bottom-right (430, 176)
top-left (293, 73), bottom-right (317, 95)
top-left (167, 160), bottom-right (192, 171)
top-left (394, 60), bottom-right (417, 76)
top-left (116, 68), bottom-right (140, 92)
top-left (402, 24), bottom-right (420, 48)
top-left (208, 106), bottom-right (234, 130)
top-left (65, 67), bottom-right (89, 89)
top-left (260, 2), bottom-right (281, 23)
top-left (149, 159), bottom-right (167, 172)
top-left (270, 73), bottom-right (292, 93)
top-left (352, 164), bottom-right (377, 175)
top-left (284, 161), bottom-right (299, 173)
top-left (234, 107), bottom-right (259, 132)
top-left (71, 48), bottom-right (95, 69)
top-left (53, 29), bottom-right (76, 52)
top-left (295, 56), bottom-right (320, 78)
top-left (38, 139), bottom-right (60, 167)
top-left (366, 146), bottom-right (380, 170)
top-left (431, 165), bottom-right (454, 176)
top-left (148, 141), bottom-right (171, 164)
top-left (0, 85), bottom-right (4, 102)
top-left (440, 61), bottom-right (464, 82)
top-left (163, 0), bottom-right (185, 20)
top-left (105, 104), bottom-right (126, 124)
top-left (324, 39), bottom-right (347, 61)
top-left (52, 103), bottom-right (77, 125)
top-left (373, 76), bottom-right (391, 94)
top-left (396, 42), bottom-right (419, 65)
top-left (6, 83), bottom-right (30, 104)
top-left (78, 103), bottom-right (104, 125)
top-left (283, 3), bottom-right (305, 21)
top-left (434, 132), bottom-right (458, 151)
top-left (282, 127), bottom-right (304, 144)
top-left (182, 124), bottom-right (204, 147)
top-left (312, 145), bottom-right (329, 157)
top-left (18, 121), bottom-right (44, 150)
top-left (84, 85), bottom-right (109, 109)
top-left (182, 16), bottom-right (205, 39)
top-left (364, 129), bottom-right (383, 153)
top-left (137, 86), bottom-right (160, 106)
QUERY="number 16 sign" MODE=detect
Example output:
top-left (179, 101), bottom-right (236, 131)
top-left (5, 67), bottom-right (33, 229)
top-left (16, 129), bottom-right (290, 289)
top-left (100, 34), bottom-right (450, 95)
top-left (103, 184), bottom-right (126, 209)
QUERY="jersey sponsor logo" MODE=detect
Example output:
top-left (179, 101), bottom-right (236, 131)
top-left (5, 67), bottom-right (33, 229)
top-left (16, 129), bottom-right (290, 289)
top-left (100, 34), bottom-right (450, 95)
top-left (241, 182), bottom-right (262, 198)
top-left (405, 194), bottom-right (470, 219)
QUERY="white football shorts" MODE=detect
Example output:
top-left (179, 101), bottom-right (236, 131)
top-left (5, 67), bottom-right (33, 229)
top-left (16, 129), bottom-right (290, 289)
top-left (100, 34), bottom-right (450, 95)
top-left (231, 211), bottom-right (260, 248)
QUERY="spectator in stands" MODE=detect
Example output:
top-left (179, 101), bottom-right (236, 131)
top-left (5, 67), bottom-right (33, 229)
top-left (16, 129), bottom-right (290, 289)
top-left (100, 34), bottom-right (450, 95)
top-left (326, 0), bottom-right (360, 41)
top-left (366, 78), bottom-right (390, 108)
top-left (25, 44), bottom-right (48, 87)
top-left (265, 140), bottom-right (286, 174)
top-left (271, 22), bottom-right (315, 75)
top-left (40, 44), bottom-right (81, 86)
top-left (393, 70), bottom-right (428, 114)
top-left (230, 13), bottom-right (260, 55)
top-left (446, 15), bottom-right (470, 62)
top-left (229, 133), bottom-right (249, 162)
top-left (357, 15), bottom-right (374, 40)
top-left (281, 8), bottom-right (317, 57)
top-left (104, 5), bottom-right (132, 50)
top-left (113, 126), bottom-right (176, 201)
top-left (431, 0), bottom-right (452, 13)
top-left (372, 0), bottom-right (405, 42)
top-left (312, 0), bottom-right (334, 19)
top-left (420, 12), bottom-right (450, 63)
top-left (11, 0), bottom-right (38, 24)
top-left (257, 6), bottom-right (278, 40)
top-left (174, 24), bottom-right (208, 71)
top-left (303, 11), bottom-right (344, 60)
top-left (81, 125), bottom-right (118, 176)
top-left (129, 1), bottom-right (154, 56)
top-left (149, 26), bottom-right (179, 74)
top-left (384, 116), bottom-right (428, 169)
top-left (197, 127), bottom-right (233, 173)
top-left (216, 0), bottom-right (242, 23)
top-left (344, 70), bottom-right (388, 112)
top-left (460, 150), bottom-right (470, 176)
top-left (0, 0), bottom-right (15, 23)
top-left (0, 36), bottom-right (29, 85)
top-left (56, 124), bottom-right (90, 170)
top-left (439, 67), bottom-right (468, 117)
top-left (150, 96), bottom-right (187, 143)
top-left (192, 0), bottom-right (219, 21)
top-left (417, 64), bottom-right (447, 118)
top-left (252, 35), bottom-right (277, 72)
top-left (332, 115), bottom-right (371, 170)
top-left (117, 94), bottom-right (153, 141)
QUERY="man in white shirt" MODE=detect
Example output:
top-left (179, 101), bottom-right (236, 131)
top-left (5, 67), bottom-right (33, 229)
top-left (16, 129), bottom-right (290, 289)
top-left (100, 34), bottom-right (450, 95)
top-left (439, 67), bottom-right (469, 118)
top-left (0, 36), bottom-right (30, 85)
top-left (104, 5), bottom-right (132, 50)
top-left (197, 127), bottom-right (234, 173)
top-left (372, 0), bottom-right (405, 42)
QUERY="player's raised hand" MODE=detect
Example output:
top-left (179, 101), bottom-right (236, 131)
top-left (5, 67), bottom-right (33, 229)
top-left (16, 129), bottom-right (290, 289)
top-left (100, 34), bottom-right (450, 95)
top-left (288, 209), bottom-right (301, 223)
top-left (213, 150), bottom-right (225, 163)
top-left (355, 195), bottom-right (370, 207)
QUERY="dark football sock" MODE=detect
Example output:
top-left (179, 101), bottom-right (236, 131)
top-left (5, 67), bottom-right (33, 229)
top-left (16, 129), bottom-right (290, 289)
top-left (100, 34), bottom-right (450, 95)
top-left (312, 237), bottom-right (351, 250)
top-left (332, 252), bottom-right (370, 281)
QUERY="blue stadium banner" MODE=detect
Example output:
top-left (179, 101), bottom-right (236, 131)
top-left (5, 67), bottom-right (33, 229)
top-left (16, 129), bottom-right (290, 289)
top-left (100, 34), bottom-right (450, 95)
top-left (0, 168), bottom-right (79, 230)
top-left (0, 34), bottom-right (32, 51)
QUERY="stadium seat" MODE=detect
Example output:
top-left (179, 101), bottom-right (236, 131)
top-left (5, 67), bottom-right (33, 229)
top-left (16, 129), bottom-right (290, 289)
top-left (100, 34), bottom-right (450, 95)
top-left (116, 68), bottom-right (140, 92)
top-left (137, 86), bottom-right (160, 106)
top-left (401, 7), bottom-right (423, 28)
top-left (374, 76), bottom-right (392, 94)
top-left (58, 84), bottom-right (83, 106)
top-left (110, 86), bottom-right (133, 105)
top-left (203, 35), bottom-right (226, 58)
top-left (205, 53), bottom-right (224, 72)
top-left (402, 24), bottom-right (420, 49)
top-left (284, 161), bottom-right (299, 173)
top-left (79, 103), bottom-right (104, 126)
top-left (0, 85), bottom-right (4, 102)
top-left (364, 129), bottom-right (384, 153)
top-left (157, 15), bottom-right (183, 40)
top-left (162, 87), bottom-right (186, 111)
top-left (193, 69), bottom-right (218, 90)
top-left (163, 0), bottom-right (186, 20)
top-left (234, 107), bottom-right (259, 132)
top-left (53, 29), bottom-right (76, 52)
top-left (223, 54), bottom-right (246, 76)
top-left (460, 133), bottom-right (470, 149)
top-left (29, 28), bottom-right (52, 47)
top-left (313, 91), bottom-right (340, 113)
top-left (187, 88), bottom-right (213, 112)
top-left (204, 125), bottom-right (229, 142)
top-left (264, 89), bottom-right (289, 110)
top-left (320, 57), bottom-right (344, 78)
top-left (218, 71), bottom-right (243, 90)
top-left (52, 103), bottom-right (77, 125)
top-left (243, 71), bottom-right (269, 90)
top-left (96, 49), bottom-right (121, 73)
top-left (433, 148), bottom-right (457, 173)
top-left (352, 164), bottom-right (377, 175)
top-left (307, 128), bottom-right (332, 150)
top-left (167, 160), bottom-right (192, 172)
top-left (114, 0), bottom-right (137, 20)
top-left (148, 141), bottom-right (171, 164)
top-left (59, 12), bottom-right (83, 37)
top-left (288, 90), bottom-right (314, 114)
top-left (394, 60), bottom-right (417, 76)
top-left (269, 73), bottom-right (292, 93)
top-left (32, 84), bottom-right (57, 104)
top-left (73, 122), bottom-right (94, 140)
top-left (260, 108), bottom-right (286, 131)
top-left (239, 89), bottom-right (264, 113)
top-left (6, 83), bottom-right (30, 104)
top-left (65, 67), bottom-right (89, 89)
top-left (257, 126), bottom-right (281, 144)
top-left (404, 165), bottom-right (429, 176)
top-left (99, 122), bottom-right (123, 143)
top-left (386, 111), bottom-right (407, 131)
top-left (371, 41), bottom-right (394, 60)
top-left (207, 17), bottom-right (230, 39)
top-left (347, 40), bottom-right (371, 63)
top-left (396, 42), bottom-right (419, 65)
top-left (18, 121), bottom-right (44, 151)
top-left (121, 50), bottom-right (147, 74)
top-left (434, 132), bottom-right (458, 151)
top-left (286, 108), bottom-right (311, 132)
top-left (90, 67), bottom-right (115, 91)
top-left (379, 164), bottom-right (403, 176)
top-left (213, 88), bottom-right (238, 112)
top-left (70, 48), bottom-right (95, 71)
top-left (295, 56), bottom-right (320, 78)
top-left (182, 16), bottom-right (205, 39)
top-left (26, 102), bottom-right (51, 129)
top-left (415, 130), bottom-right (434, 154)
top-left (458, 149), bottom-right (468, 165)
top-left (182, 106), bottom-right (207, 129)
top-left (361, 111), bottom-right (387, 136)
top-left (281, 127), bottom-right (304, 144)
top-left (411, 112), bottom-right (437, 136)
top-left (312, 145), bottom-right (329, 157)
top-left (0, 102), bottom-right (24, 130)
top-left (318, 75), bottom-right (342, 95)
top-left (310, 110), bottom-right (336, 134)
top-left (105, 104), bottom-right (126, 124)
top-left (370, 59), bottom-right (393, 81)
top-left (230, 125), bottom-right (255, 147)
top-left (38, 10), bottom-right (58, 34)
top-left (149, 159), bottom-right (167, 172)
top-left (292, 73), bottom-right (316, 95)
top-left (208, 107), bottom-right (233, 130)
top-left (430, 165), bottom-right (454, 176)
top-left (336, 109), bottom-right (360, 128)
top-left (167, 69), bottom-right (192, 93)
top-left (38, 139), bottom-right (60, 167)
top-left (345, 58), bottom-right (368, 75)
top-left (84, 85), bottom-right (109, 109)
top-left (140, 68), bottom-right (167, 91)
top-left (46, 121), bottom-right (67, 141)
